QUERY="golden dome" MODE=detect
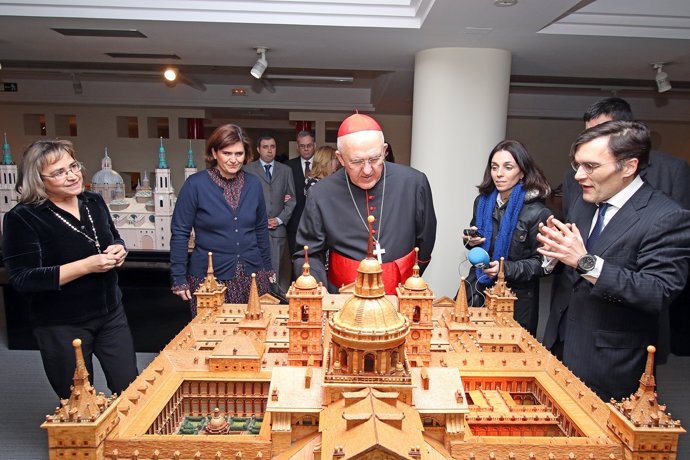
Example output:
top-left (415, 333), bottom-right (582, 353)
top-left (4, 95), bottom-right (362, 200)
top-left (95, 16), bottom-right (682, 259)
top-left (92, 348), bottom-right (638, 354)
top-left (403, 249), bottom-right (427, 291)
top-left (403, 273), bottom-right (427, 291)
top-left (295, 262), bottom-right (318, 289)
top-left (330, 296), bottom-right (409, 350)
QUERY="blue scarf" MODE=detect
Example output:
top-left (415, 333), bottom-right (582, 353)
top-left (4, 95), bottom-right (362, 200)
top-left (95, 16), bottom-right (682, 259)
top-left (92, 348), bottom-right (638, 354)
top-left (475, 183), bottom-right (526, 285)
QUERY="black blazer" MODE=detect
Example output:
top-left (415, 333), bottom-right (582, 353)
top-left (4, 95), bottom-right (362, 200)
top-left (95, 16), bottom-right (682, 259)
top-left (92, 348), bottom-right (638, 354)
top-left (544, 183), bottom-right (690, 400)
top-left (286, 157), bottom-right (307, 255)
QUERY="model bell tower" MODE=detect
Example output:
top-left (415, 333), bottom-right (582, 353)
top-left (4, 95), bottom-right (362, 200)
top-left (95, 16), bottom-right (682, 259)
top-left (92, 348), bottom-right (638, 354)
top-left (153, 137), bottom-right (174, 250)
top-left (194, 252), bottom-right (227, 310)
top-left (0, 133), bottom-right (18, 232)
top-left (397, 248), bottom-right (434, 367)
top-left (287, 247), bottom-right (325, 366)
top-left (484, 257), bottom-right (516, 320)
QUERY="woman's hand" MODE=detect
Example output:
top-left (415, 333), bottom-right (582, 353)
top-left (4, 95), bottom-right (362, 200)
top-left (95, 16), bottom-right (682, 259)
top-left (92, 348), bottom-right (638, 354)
top-left (85, 253), bottom-right (121, 273)
top-left (103, 244), bottom-right (127, 267)
top-left (463, 226), bottom-right (486, 247)
top-left (481, 260), bottom-right (500, 279)
top-left (173, 288), bottom-right (192, 301)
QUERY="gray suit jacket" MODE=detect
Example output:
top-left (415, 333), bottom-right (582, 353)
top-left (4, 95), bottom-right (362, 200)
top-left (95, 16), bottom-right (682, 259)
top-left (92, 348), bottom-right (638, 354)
top-left (544, 182), bottom-right (690, 400)
top-left (245, 161), bottom-right (296, 238)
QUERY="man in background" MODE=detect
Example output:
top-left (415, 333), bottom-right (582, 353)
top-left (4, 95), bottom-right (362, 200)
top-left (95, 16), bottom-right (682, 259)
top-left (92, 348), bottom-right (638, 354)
top-left (245, 134), bottom-right (296, 289)
top-left (293, 113), bottom-right (436, 294)
top-left (286, 130), bottom-right (316, 262)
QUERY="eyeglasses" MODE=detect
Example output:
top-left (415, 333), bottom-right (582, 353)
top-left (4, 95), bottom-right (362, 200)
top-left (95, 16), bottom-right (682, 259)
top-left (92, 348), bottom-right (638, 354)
top-left (570, 160), bottom-right (619, 175)
top-left (347, 154), bottom-right (384, 168)
top-left (41, 161), bottom-right (83, 180)
top-left (298, 143), bottom-right (314, 149)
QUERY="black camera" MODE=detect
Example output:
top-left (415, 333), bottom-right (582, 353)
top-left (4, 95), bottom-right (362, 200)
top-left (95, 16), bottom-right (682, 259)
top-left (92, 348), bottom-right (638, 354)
top-left (463, 228), bottom-right (482, 238)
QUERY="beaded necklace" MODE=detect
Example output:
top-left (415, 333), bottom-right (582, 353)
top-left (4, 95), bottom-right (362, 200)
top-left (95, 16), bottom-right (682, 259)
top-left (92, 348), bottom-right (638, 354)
top-left (50, 204), bottom-right (102, 253)
top-left (345, 164), bottom-right (386, 262)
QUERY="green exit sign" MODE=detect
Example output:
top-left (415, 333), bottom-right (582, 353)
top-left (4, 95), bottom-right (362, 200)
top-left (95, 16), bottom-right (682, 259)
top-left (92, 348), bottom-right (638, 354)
top-left (2, 83), bottom-right (18, 92)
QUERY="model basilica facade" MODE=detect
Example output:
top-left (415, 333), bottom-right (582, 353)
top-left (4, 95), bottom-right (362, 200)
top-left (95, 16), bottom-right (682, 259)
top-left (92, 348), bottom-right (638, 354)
top-left (90, 139), bottom-right (198, 251)
top-left (42, 221), bottom-right (685, 460)
top-left (0, 136), bottom-right (195, 250)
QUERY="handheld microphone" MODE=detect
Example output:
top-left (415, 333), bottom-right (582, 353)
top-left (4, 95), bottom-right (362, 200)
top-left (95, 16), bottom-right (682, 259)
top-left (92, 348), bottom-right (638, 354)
top-left (468, 247), bottom-right (490, 269)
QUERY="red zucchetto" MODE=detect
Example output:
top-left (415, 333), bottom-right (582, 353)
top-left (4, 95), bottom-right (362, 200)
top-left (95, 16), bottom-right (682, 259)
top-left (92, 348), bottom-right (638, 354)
top-left (337, 113), bottom-right (382, 137)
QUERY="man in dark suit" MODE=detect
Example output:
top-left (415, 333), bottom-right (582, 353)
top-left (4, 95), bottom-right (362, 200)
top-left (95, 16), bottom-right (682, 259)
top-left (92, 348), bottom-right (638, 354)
top-left (245, 134), bottom-right (296, 289)
top-left (286, 130), bottom-right (315, 261)
top-left (538, 121), bottom-right (690, 401)
top-left (560, 97), bottom-right (690, 358)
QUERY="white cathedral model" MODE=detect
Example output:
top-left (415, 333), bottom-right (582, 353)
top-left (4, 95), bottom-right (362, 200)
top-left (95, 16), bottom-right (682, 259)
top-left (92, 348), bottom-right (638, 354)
top-left (0, 135), bottom-right (195, 250)
top-left (90, 138), bottom-right (196, 251)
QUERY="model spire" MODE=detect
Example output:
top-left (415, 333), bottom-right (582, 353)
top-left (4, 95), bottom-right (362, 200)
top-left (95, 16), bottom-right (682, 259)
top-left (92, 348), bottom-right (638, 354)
top-left (157, 137), bottom-right (169, 169)
top-left (367, 215), bottom-right (375, 259)
top-left (454, 277), bottom-right (470, 323)
top-left (197, 252), bottom-right (220, 292)
top-left (47, 339), bottom-right (112, 422)
top-left (2, 133), bottom-right (13, 165)
top-left (246, 273), bottom-right (262, 320)
top-left (610, 346), bottom-right (681, 428)
top-left (101, 147), bottom-right (112, 170)
top-left (186, 140), bottom-right (196, 168)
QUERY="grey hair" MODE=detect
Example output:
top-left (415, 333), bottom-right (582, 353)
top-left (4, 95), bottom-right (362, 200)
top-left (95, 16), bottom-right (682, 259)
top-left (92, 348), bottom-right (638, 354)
top-left (16, 139), bottom-right (78, 205)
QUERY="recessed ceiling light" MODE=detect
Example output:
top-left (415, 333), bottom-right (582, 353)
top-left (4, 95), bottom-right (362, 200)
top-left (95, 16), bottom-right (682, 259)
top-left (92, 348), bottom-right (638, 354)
top-left (232, 88), bottom-right (247, 96)
top-left (494, 0), bottom-right (517, 6)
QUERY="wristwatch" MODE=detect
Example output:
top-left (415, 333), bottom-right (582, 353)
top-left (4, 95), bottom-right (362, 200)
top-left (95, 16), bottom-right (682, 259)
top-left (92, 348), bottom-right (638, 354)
top-left (576, 254), bottom-right (597, 274)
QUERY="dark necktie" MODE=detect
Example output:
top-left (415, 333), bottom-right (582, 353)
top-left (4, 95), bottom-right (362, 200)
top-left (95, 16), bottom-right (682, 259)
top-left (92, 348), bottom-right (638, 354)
top-left (304, 160), bottom-right (311, 177)
top-left (264, 164), bottom-right (272, 181)
top-left (586, 202), bottom-right (610, 251)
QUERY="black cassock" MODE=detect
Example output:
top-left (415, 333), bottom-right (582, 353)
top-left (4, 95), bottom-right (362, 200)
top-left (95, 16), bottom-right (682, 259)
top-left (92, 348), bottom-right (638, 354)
top-left (293, 162), bottom-right (437, 293)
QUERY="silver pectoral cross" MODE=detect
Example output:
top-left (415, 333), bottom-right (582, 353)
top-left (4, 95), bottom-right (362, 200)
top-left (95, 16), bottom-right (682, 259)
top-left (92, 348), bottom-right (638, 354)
top-left (373, 241), bottom-right (386, 263)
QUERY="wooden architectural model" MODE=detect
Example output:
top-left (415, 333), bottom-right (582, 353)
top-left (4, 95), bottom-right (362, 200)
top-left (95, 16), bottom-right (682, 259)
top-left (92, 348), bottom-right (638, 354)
top-left (43, 231), bottom-right (685, 459)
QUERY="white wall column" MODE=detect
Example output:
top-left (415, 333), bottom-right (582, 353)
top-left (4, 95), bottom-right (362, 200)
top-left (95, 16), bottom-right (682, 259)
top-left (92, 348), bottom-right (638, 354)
top-left (410, 48), bottom-right (511, 297)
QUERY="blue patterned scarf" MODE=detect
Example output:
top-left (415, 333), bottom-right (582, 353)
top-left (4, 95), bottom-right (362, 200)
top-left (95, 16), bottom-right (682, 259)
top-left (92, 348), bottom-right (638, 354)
top-left (475, 183), bottom-right (526, 285)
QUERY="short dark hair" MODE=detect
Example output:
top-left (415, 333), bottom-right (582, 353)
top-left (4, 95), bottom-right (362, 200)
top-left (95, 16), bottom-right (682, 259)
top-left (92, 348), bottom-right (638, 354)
top-left (205, 124), bottom-right (252, 168)
top-left (256, 132), bottom-right (276, 146)
top-left (571, 120), bottom-right (650, 174)
top-left (583, 97), bottom-right (633, 123)
top-left (477, 139), bottom-right (551, 197)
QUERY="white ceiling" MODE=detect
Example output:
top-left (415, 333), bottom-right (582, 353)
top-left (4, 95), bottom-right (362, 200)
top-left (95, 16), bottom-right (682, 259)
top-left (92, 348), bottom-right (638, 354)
top-left (0, 0), bottom-right (689, 117)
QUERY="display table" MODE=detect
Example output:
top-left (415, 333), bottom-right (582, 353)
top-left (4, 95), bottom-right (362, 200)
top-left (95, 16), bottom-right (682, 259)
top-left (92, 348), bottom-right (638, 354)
top-left (1, 250), bottom-right (191, 352)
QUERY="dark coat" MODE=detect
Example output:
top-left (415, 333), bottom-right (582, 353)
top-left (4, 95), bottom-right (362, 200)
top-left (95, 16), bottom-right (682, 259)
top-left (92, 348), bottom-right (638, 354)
top-left (466, 190), bottom-right (551, 335)
top-left (2, 191), bottom-right (124, 325)
top-left (543, 183), bottom-right (690, 400)
top-left (286, 157), bottom-right (307, 257)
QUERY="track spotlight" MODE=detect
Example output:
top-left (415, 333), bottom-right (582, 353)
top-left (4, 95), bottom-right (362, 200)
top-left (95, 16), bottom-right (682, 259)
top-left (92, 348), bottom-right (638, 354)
top-left (653, 63), bottom-right (671, 93)
top-left (250, 47), bottom-right (268, 79)
top-left (163, 67), bottom-right (179, 82)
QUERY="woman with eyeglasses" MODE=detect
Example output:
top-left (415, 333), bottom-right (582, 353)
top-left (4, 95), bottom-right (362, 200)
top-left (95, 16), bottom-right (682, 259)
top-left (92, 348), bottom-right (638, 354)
top-left (2, 139), bottom-right (138, 400)
top-left (170, 124), bottom-right (273, 316)
top-left (463, 140), bottom-right (552, 336)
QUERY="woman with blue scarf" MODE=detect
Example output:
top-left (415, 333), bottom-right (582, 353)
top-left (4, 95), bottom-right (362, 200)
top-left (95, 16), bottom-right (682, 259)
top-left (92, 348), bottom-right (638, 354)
top-left (463, 140), bottom-right (551, 335)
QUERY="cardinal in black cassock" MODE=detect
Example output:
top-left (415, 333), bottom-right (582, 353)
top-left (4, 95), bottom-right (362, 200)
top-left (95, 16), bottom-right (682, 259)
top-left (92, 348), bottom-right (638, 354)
top-left (293, 113), bottom-right (437, 294)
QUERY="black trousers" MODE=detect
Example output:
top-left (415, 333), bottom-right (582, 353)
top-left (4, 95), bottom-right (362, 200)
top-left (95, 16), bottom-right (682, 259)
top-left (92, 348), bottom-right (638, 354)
top-left (33, 304), bottom-right (138, 400)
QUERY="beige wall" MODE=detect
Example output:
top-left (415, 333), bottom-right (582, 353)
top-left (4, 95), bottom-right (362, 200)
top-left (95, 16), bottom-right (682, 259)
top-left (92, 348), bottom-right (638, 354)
top-left (0, 103), bottom-right (207, 190)
top-left (1, 103), bottom-right (687, 193)
top-left (507, 117), bottom-right (690, 189)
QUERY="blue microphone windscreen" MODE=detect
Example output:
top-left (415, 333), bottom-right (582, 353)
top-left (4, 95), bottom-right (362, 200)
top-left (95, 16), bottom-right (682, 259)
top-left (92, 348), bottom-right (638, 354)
top-left (468, 247), bottom-right (490, 268)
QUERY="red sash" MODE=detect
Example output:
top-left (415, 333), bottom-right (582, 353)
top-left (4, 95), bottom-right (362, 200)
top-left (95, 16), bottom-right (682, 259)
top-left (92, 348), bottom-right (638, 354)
top-left (328, 249), bottom-right (417, 295)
